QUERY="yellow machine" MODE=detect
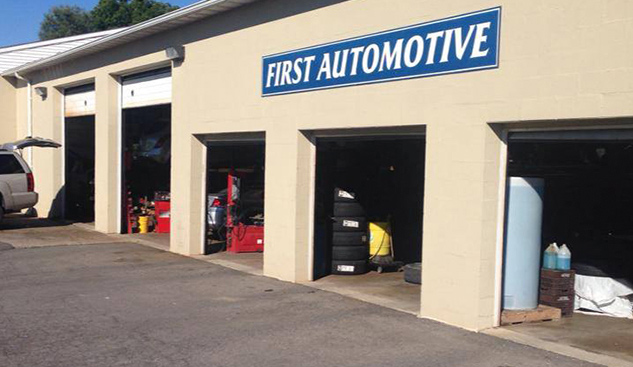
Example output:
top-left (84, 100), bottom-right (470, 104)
top-left (369, 222), bottom-right (391, 257)
top-left (138, 216), bottom-right (150, 234)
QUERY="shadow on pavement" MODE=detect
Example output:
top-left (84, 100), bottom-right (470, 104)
top-left (0, 214), bottom-right (71, 231)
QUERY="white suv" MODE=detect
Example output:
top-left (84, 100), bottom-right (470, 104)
top-left (0, 137), bottom-right (61, 222)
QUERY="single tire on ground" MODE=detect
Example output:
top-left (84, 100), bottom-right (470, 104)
top-left (333, 202), bottom-right (365, 217)
top-left (332, 231), bottom-right (368, 246)
top-left (331, 259), bottom-right (368, 275)
top-left (332, 217), bottom-right (367, 232)
top-left (404, 262), bottom-right (422, 284)
top-left (334, 188), bottom-right (358, 203)
top-left (332, 245), bottom-right (369, 261)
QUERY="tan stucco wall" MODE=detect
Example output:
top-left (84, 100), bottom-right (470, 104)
top-left (0, 78), bottom-right (17, 144)
top-left (16, 0), bottom-right (633, 330)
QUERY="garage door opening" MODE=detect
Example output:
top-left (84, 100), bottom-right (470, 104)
top-left (64, 84), bottom-right (95, 223)
top-left (120, 67), bottom-right (172, 239)
top-left (312, 135), bottom-right (425, 314)
top-left (121, 104), bottom-right (171, 235)
top-left (501, 129), bottom-right (633, 363)
top-left (203, 141), bottom-right (265, 274)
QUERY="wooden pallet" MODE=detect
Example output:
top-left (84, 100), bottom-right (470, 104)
top-left (501, 305), bottom-right (562, 326)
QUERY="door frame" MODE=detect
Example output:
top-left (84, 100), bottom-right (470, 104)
top-left (302, 125), bottom-right (427, 282)
top-left (492, 120), bottom-right (633, 327)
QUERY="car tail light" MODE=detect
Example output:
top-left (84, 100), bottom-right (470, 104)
top-left (26, 173), bottom-right (34, 192)
top-left (211, 198), bottom-right (222, 207)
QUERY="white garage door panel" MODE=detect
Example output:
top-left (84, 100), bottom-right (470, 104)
top-left (510, 129), bottom-right (633, 142)
top-left (122, 70), bottom-right (172, 109)
top-left (64, 87), bottom-right (95, 117)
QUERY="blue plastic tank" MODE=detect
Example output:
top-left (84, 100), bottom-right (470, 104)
top-left (503, 177), bottom-right (545, 311)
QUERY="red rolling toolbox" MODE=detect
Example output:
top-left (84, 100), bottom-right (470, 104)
top-left (154, 191), bottom-right (171, 234)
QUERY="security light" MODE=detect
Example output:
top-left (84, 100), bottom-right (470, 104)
top-left (165, 46), bottom-right (185, 61)
top-left (34, 87), bottom-right (47, 99)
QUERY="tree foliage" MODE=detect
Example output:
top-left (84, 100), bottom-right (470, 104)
top-left (128, 0), bottom-right (180, 25)
top-left (39, 0), bottom-right (179, 40)
top-left (38, 6), bottom-right (92, 41)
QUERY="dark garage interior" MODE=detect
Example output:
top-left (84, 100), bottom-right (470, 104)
top-left (121, 104), bottom-right (171, 234)
top-left (206, 142), bottom-right (265, 255)
top-left (313, 136), bottom-right (425, 280)
top-left (64, 115), bottom-right (95, 222)
top-left (503, 130), bottom-right (633, 362)
top-left (507, 137), bottom-right (633, 283)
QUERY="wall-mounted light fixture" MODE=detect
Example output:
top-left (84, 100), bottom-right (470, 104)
top-left (165, 46), bottom-right (185, 61)
top-left (34, 86), bottom-right (47, 99)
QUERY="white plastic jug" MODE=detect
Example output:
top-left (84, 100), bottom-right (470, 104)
top-left (557, 244), bottom-right (571, 270)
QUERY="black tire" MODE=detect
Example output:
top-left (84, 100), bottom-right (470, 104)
top-left (331, 260), bottom-right (368, 275)
top-left (0, 201), bottom-right (4, 225)
top-left (332, 245), bottom-right (368, 261)
top-left (404, 262), bottom-right (422, 284)
top-left (332, 231), bottom-right (367, 246)
top-left (334, 188), bottom-right (357, 202)
top-left (332, 217), bottom-right (367, 232)
top-left (333, 202), bottom-right (365, 217)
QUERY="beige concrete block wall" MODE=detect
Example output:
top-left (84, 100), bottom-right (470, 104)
top-left (169, 132), bottom-right (206, 255)
top-left (94, 74), bottom-right (121, 233)
top-left (0, 78), bottom-right (17, 144)
top-left (14, 84), bottom-right (27, 142)
top-left (11, 0), bottom-right (633, 330)
top-left (30, 87), bottom-right (63, 217)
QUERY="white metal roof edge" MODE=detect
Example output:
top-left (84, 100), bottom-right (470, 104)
top-left (0, 28), bottom-right (125, 55)
top-left (2, 0), bottom-right (260, 77)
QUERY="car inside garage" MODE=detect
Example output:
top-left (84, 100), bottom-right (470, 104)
top-left (311, 132), bottom-right (425, 314)
top-left (204, 140), bottom-right (265, 272)
top-left (501, 129), bottom-right (633, 362)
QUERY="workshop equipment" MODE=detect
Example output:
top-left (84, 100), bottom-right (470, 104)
top-left (138, 215), bottom-right (149, 234)
top-left (368, 219), bottom-right (403, 273)
top-left (154, 191), bottom-right (171, 233)
top-left (369, 222), bottom-right (391, 257)
top-left (226, 171), bottom-right (264, 253)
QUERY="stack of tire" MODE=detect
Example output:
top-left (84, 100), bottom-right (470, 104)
top-left (331, 188), bottom-right (369, 275)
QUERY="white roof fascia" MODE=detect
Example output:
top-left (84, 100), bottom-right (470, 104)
top-left (2, 0), bottom-right (260, 77)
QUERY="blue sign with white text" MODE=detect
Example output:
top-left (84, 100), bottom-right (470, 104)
top-left (262, 7), bottom-right (500, 96)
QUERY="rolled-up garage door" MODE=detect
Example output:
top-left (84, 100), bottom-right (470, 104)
top-left (64, 84), bottom-right (95, 117)
top-left (509, 129), bottom-right (633, 142)
top-left (122, 67), bottom-right (172, 109)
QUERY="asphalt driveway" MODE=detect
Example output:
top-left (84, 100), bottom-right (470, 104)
top-left (0, 243), bottom-right (600, 367)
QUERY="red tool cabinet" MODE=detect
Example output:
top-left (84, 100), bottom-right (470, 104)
top-left (155, 199), bottom-right (171, 233)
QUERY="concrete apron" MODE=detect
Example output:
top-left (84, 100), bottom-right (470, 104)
top-left (0, 217), bottom-right (128, 248)
top-left (301, 272), bottom-right (421, 316)
top-left (193, 251), bottom-right (264, 277)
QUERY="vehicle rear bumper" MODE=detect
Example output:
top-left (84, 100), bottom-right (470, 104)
top-left (9, 192), bottom-right (38, 211)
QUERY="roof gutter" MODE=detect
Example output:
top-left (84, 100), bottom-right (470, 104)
top-left (1, 0), bottom-right (248, 77)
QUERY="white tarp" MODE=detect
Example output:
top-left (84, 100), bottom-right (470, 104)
top-left (575, 274), bottom-right (633, 318)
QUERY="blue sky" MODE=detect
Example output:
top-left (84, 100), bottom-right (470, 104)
top-left (0, 0), bottom-right (198, 47)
